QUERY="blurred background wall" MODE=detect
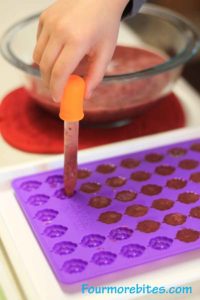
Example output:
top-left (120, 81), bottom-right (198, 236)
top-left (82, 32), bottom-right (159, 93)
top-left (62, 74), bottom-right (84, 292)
top-left (150, 0), bottom-right (200, 91)
top-left (151, 0), bottom-right (200, 27)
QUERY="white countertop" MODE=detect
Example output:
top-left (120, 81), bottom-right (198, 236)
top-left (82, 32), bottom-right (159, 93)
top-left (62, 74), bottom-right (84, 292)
top-left (1, 128), bottom-right (200, 300)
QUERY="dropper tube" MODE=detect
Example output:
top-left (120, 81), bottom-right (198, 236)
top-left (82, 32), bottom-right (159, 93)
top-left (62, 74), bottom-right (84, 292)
top-left (59, 75), bottom-right (85, 196)
top-left (63, 121), bottom-right (79, 196)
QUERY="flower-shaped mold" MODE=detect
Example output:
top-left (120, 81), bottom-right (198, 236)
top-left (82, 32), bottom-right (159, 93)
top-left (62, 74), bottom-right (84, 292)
top-left (89, 196), bottom-right (111, 208)
top-left (62, 259), bottom-right (88, 273)
top-left (178, 192), bottom-right (200, 204)
top-left (168, 147), bottom-right (187, 157)
top-left (54, 188), bottom-right (67, 200)
top-left (98, 211), bottom-right (122, 224)
top-left (43, 225), bottom-right (67, 238)
top-left (166, 178), bottom-right (187, 190)
top-left (35, 209), bottom-right (58, 223)
top-left (190, 206), bottom-right (200, 219)
top-left (145, 153), bottom-right (164, 162)
top-left (46, 175), bottom-right (63, 186)
top-left (125, 205), bottom-right (148, 217)
top-left (115, 190), bottom-right (137, 202)
top-left (52, 241), bottom-right (77, 255)
top-left (190, 172), bottom-right (200, 183)
top-left (137, 220), bottom-right (160, 233)
top-left (163, 213), bottom-right (186, 226)
top-left (20, 181), bottom-right (41, 192)
top-left (109, 227), bottom-right (133, 241)
top-left (121, 158), bottom-right (140, 169)
top-left (152, 198), bottom-right (174, 211)
top-left (77, 169), bottom-right (91, 179)
top-left (106, 177), bottom-right (126, 188)
top-left (141, 184), bottom-right (162, 196)
top-left (149, 236), bottom-right (173, 250)
top-left (27, 194), bottom-right (49, 206)
top-left (130, 171), bottom-right (151, 181)
top-left (81, 234), bottom-right (105, 247)
top-left (190, 143), bottom-right (200, 152)
top-left (80, 182), bottom-right (101, 193)
top-left (92, 251), bottom-right (117, 265)
top-left (96, 164), bottom-right (116, 174)
top-left (120, 244), bottom-right (145, 258)
top-left (155, 165), bottom-right (175, 176)
top-left (179, 159), bottom-right (199, 170)
top-left (176, 228), bottom-right (200, 243)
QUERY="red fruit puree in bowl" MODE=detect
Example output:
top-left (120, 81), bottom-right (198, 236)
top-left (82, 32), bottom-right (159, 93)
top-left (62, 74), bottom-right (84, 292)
top-left (28, 46), bottom-right (174, 122)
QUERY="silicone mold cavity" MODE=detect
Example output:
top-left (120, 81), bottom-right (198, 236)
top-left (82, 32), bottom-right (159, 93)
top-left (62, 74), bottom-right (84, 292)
top-left (52, 241), bottom-right (77, 255)
top-left (109, 227), bottom-right (133, 241)
top-left (81, 234), bottom-right (105, 247)
top-left (20, 181), bottom-right (41, 191)
top-left (92, 251), bottom-right (117, 266)
top-left (43, 225), bottom-right (67, 238)
top-left (149, 236), bottom-right (173, 250)
top-left (28, 194), bottom-right (49, 206)
top-left (62, 259), bottom-right (88, 273)
top-left (46, 175), bottom-right (64, 186)
top-left (35, 209), bottom-right (58, 223)
top-left (120, 244), bottom-right (145, 258)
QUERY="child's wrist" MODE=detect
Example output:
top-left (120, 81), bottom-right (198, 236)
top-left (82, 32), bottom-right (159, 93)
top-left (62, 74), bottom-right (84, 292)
top-left (116, 0), bottom-right (130, 10)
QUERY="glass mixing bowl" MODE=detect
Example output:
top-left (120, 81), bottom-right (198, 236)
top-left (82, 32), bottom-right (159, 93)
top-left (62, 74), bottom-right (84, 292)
top-left (1, 4), bottom-right (200, 123)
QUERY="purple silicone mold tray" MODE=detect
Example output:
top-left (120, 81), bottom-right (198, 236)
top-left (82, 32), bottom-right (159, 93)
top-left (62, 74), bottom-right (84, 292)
top-left (12, 138), bottom-right (200, 284)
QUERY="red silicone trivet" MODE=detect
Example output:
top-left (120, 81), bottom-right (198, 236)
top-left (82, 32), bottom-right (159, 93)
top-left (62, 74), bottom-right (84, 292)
top-left (0, 88), bottom-right (185, 154)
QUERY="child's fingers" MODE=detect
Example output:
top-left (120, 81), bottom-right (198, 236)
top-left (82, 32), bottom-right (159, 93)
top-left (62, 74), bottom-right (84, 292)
top-left (33, 28), bottom-right (49, 64)
top-left (39, 35), bottom-right (64, 86)
top-left (49, 45), bottom-right (87, 102)
top-left (85, 43), bottom-right (115, 98)
top-left (36, 21), bottom-right (43, 41)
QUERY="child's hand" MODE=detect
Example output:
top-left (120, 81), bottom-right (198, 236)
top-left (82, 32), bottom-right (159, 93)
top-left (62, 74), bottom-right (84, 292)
top-left (33, 0), bottom-right (129, 101)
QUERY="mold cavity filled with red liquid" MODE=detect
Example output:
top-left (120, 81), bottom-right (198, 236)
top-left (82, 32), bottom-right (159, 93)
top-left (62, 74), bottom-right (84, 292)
top-left (115, 190), bottom-right (137, 202)
top-left (176, 229), bottom-right (200, 243)
top-left (106, 176), bottom-right (126, 188)
top-left (167, 178), bottom-right (187, 189)
top-left (145, 153), bottom-right (164, 163)
top-left (131, 171), bottom-right (151, 181)
top-left (163, 213), bottom-right (187, 226)
top-left (96, 164), bottom-right (116, 174)
top-left (190, 172), bottom-right (200, 183)
top-left (178, 192), bottom-right (200, 204)
top-left (77, 169), bottom-right (91, 179)
top-left (98, 211), bottom-right (122, 224)
top-left (80, 182), bottom-right (101, 194)
top-left (168, 148), bottom-right (187, 157)
top-left (155, 165), bottom-right (175, 176)
top-left (190, 206), bottom-right (200, 219)
top-left (137, 220), bottom-right (160, 233)
top-left (141, 184), bottom-right (162, 196)
top-left (125, 205), bottom-right (148, 217)
top-left (121, 158), bottom-right (140, 169)
top-left (190, 143), bottom-right (200, 152)
top-left (89, 196), bottom-right (111, 208)
top-left (179, 159), bottom-right (199, 170)
top-left (152, 198), bottom-right (174, 210)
